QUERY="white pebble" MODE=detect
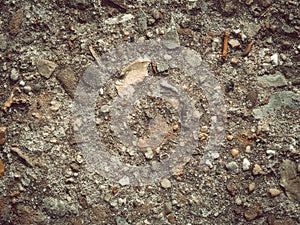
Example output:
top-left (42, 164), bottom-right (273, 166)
top-left (161, 178), bottom-right (171, 189)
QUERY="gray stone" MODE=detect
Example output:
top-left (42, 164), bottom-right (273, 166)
top-left (10, 68), bottom-right (19, 81)
top-left (242, 158), bottom-right (251, 171)
top-left (257, 72), bottom-right (287, 88)
top-left (163, 15), bottom-right (180, 49)
top-left (43, 197), bottom-right (67, 217)
top-left (137, 9), bottom-right (147, 33)
top-left (100, 105), bottom-right (110, 113)
top-left (243, 22), bottom-right (261, 38)
top-left (226, 161), bottom-right (239, 174)
top-left (280, 160), bottom-right (300, 203)
top-left (156, 63), bottom-right (169, 73)
top-left (36, 59), bottom-right (58, 79)
top-left (253, 91), bottom-right (300, 119)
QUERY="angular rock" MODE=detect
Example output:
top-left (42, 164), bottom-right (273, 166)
top-left (226, 161), bottom-right (239, 174)
top-left (280, 160), bottom-right (300, 203)
top-left (161, 178), bottom-right (172, 189)
top-left (257, 72), bottom-right (287, 88)
top-left (36, 59), bottom-right (58, 79)
top-left (253, 91), bottom-right (300, 119)
top-left (163, 15), bottom-right (180, 49)
top-left (56, 67), bottom-right (78, 98)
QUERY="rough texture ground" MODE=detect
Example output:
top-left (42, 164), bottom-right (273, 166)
top-left (0, 0), bottom-right (300, 224)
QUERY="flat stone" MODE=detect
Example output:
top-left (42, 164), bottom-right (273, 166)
top-left (280, 160), bottom-right (300, 203)
top-left (253, 91), bottom-right (300, 119)
top-left (161, 178), bottom-right (172, 189)
top-left (268, 188), bottom-right (281, 197)
top-left (228, 39), bottom-right (240, 48)
top-left (226, 161), bottom-right (239, 174)
top-left (56, 67), bottom-right (78, 98)
top-left (36, 59), bottom-right (58, 79)
top-left (242, 158), bottom-right (251, 171)
top-left (243, 22), bottom-right (261, 38)
top-left (257, 72), bottom-right (287, 88)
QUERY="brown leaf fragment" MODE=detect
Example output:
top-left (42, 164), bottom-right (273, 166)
top-left (9, 8), bottom-right (24, 36)
top-left (0, 158), bottom-right (4, 177)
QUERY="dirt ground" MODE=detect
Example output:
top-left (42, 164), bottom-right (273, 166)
top-left (0, 0), bottom-right (300, 224)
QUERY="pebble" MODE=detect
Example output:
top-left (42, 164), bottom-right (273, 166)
top-left (226, 161), bottom-right (239, 174)
top-left (0, 126), bottom-right (7, 145)
top-left (19, 80), bottom-right (25, 86)
top-left (226, 135), bottom-right (234, 141)
top-left (231, 148), bottom-right (239, 157)
top-left (266, 150), bottom-right (276, 158)
top-left (235, 197), bottom-right (242, 205)
top-left (100, 105), bottom-right (110, 113)
top-left (242, 158), bottom-right (251, 171)
top-left (36, 59), bottom-right (58, 79)
top-left (245, 145), bottom-right (252, 153)
top-left (248, 182), bottom-right (256, 193)
top-left (199, 133), bottom-right (208, 141)
top-left (252, 164), bottom-right (263, 175)
top-left (10, 68), bottom-right (19, 81)
top-left (228, 39), bottom-right (240, 48)
top-left (152, 9), bottom-right (161, 20)
top-left (161, 178), bottom-right (172, 189)
top-left (144, 148), bottom-right (154, 159)
top-left (23, 85), bottom-right (32, 94)
top-left (268, 188), bottom-right (281, 197)
top-left (200, 125), bottom-right (208, 133)
top-left (270, 53), bottom-right (279, 66)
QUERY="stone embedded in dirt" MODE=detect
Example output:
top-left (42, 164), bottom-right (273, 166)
top-left (226, 178), bottom-right (239, 196)
top-left (226, 161), bottom-right (239, 174)
top-left (144, 147), bottom-right (154, 159)
top-left (163, 15), bottom-right (180, 49)
top-left (36, 59), bottom-right (58, 79)
top-left (270, 53), bottom-right (279, 66)
top-left (56, 67), bottom-right (78, 98)
top-left (0, 158), bottom-right (4, 177)
top-left (244, 204), bottom-right (263, 221)
top-left (248, 182), bottom-right (256, 193)
top-left (10, 68), bottom-right (19, 81)
top-left (226, 135), bottom-right (234, 141)
top-left (161, 178), bottom-right (172, 189)
top-left (268, 188), bottom-right (281, 197)
top-left (243, 22), bottom-right (261, 38)
top-left (42, 197), bottom-right (68, 217)
top-left (0, 126), bottom-right (7, 145)
top-left (252, 91), bottom-right (300, 119)
top-left (231, 148), bottom-right (239, 157)
top-left (257, 72), bottom-right (287, 88)
top-left (280, 159), bottom-right (300, 203)
top-left (252, 164), bottom-right (263, 175)
top-left (242, 158), bottom-right (251, 171)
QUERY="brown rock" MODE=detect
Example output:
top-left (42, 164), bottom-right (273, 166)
top-left (280, 160), bottom-right (300, 203)
top-left (244, 205), bottom-right (263, 221)
top-left (252, 164), bottom-right (263, 175)
top-left (56, 67), bottom-right (78, 98)
top-left (0, 126), bottom-right (7, 145)
top-left (36, 59), bottom-right (58, 79)
top-left (268, 188), bottom-right (281, 197)
top-left (248, 182), bottom-right (256, 193)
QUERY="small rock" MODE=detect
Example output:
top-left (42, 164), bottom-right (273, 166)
top-left (245, 145), bottom-right (252, 153)
top-left (270, 53), bottom-right (279, 66)
top-left (235, 197), bottom-right (242, 205)
top-left (43, 197), bottom-right (67, 217)
top-left (257, 72), bottom-right (287, 88)
top-left (19, 80), bottom-right (25, 86)
top-left (36, 59), bottom-right (58, 79)
top-left (200, 125), bottom-right (208, 133)
top-left (0, 126), bottom-right (7, 145)
top-left (10, 68), bottom-right (19, 81)
top-left (199, 133), bottom-right (208, 141)
top-left (23, 85), bottom-right (32, 94)
top-left (100, 105), bottom-right (110, 113)
top-left (252, 164), bottom-right (263, 175)
top-left (242, 158), bottom-right (251, 171)
top-left (266, 150), bottom-right (276, 158)
top-left (115, 216), bottom-right (130, 225)
top-left (226, 161), bottom-right (239, 174)
top-left (231, 148), bottom-right (239, 157)
top-left (144, 147), bottom-right (154, 159)
top-left (244, 205), bottom-right (263, 221)
top-left (156, 63), bottom-right (169, 73)
top-left (226, 135), bottom-right (234, 141)
top-left (163, 15), bottom-right (180, 49)
top-left (268, 188), bottom-right (281, 197)
top-left (248, 182), bottom-right (256, 193)
top-left (243, 23), bottom-right (261, 38)
top-left (56, 67), bottom-right (78, 98)
top-left (228, 39), bottom-right (240, 48)
top-left (152, 9), bottom-right (161, 20)
top-left (137, 9), bottom-right (147, 33)
top-left (161, 178), bottom-right (172, 189)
